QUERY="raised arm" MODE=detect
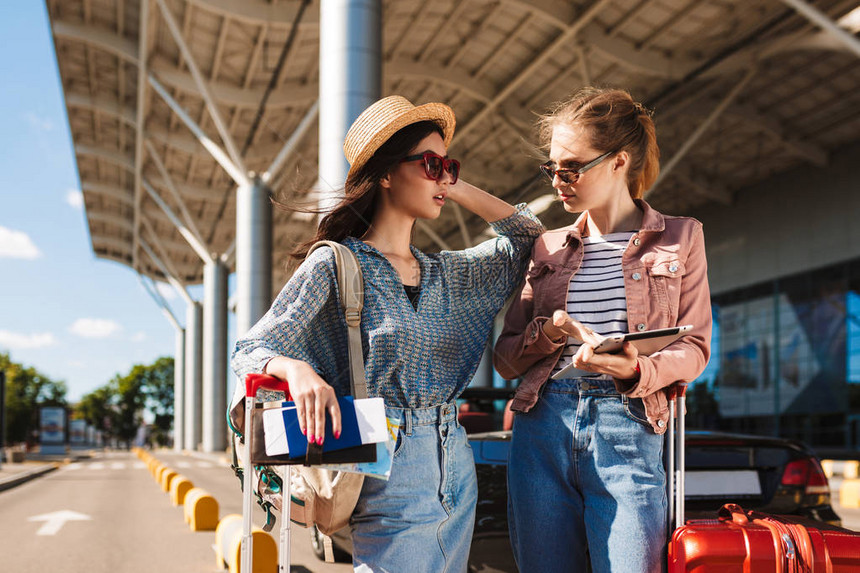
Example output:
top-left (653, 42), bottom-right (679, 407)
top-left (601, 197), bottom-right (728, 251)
top-left (447, 178), bottom-right (516, 223)
top-left (438, 179), bottom-right (544, 311)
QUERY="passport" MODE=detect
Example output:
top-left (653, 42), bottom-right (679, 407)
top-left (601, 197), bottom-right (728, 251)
top-left (262, 396), bottom-right (387, 458)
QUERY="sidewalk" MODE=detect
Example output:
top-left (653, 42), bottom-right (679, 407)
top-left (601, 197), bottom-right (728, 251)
top-left (0, 449), bottom-right (95, 492)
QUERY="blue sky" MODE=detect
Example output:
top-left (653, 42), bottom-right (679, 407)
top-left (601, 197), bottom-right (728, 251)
top-left (0, 3), bottom-right (195, 402)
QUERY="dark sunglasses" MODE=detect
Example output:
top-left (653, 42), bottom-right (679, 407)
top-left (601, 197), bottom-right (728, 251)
top-left (540, 150), bottom-right (616, 184)
top-left (401, 151), bottom-right (460, 184)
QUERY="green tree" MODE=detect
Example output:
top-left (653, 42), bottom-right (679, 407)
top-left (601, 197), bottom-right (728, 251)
top-left (75, 356), bottom-right (174, 447)
top-left (110, 369), bottom-right (147, 447)
top-left (0, 352), bottom-right (67, 445)
top-left (140, 356), bottom-right (174, 446)
top-left (76, 385), bottom-right (116, 439)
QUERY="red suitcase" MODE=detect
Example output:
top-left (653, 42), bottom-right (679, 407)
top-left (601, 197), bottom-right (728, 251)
top-left (666, 385), bottom-right (860, 573)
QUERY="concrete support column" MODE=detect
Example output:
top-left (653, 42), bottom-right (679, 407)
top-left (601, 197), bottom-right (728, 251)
top-left (184, 301), bottom-right (203, 451)
top-left (173, 328), bottom-right (185, 451)
top-left (235, 177), bottom-right (272, 338)
top-left (318, 0), bottom-right (381, 201)
top-left (202, 260), bottom-right (228, 452)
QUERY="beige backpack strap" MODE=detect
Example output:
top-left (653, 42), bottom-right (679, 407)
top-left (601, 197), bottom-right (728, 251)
top-left (322, 533), bottom-right (335, 562)
top-left (306, 240), bottom-right (367, 400)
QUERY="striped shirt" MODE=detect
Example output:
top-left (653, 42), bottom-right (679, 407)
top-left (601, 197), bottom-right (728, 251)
top-left (552, 231), bottom-right (634, 378)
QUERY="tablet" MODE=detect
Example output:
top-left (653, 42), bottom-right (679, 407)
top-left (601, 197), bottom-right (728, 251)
top-left (592, 325), bottom-right (693, 355)
top-left (551, 325), bottom-right (693, 380)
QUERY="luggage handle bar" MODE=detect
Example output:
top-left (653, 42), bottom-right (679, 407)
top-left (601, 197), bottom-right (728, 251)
top-left (242, 373), bottom-right (290, 573)
top-left (667, 382), bottom-right (687, 533)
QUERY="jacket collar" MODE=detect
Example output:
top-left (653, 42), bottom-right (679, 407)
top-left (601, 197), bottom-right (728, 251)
top-left (563, 198), bottom-right (664, 246)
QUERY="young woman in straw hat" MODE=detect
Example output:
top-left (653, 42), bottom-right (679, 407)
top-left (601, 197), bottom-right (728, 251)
top-left (494, 87), bottom-right (712, 572)
top-left (231, 95), bottom-right (543, 572)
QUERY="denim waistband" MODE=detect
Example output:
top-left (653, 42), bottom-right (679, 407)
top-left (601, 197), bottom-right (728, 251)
top-left (547, 377), bottom-right (619, 394)
top-left (385, 401), bottom-right (459, 434)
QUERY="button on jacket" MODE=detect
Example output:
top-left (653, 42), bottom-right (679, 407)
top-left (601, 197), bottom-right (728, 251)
top-left (493, 199), bottom-right (711, 434)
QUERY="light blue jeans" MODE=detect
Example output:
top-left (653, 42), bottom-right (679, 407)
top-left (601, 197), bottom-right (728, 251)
top-left (508, 378), bottom-right (667, 573)
top-left (351, 401), bottom-right (477, 573)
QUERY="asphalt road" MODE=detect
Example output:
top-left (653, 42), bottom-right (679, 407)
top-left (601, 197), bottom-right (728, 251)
top-left (0, 450), bottom-right (352, 573)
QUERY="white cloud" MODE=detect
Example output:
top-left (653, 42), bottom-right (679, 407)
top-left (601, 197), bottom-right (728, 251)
top-left (65, 188), bottom-right (84, 209)
top-left (131, 331), bottom-right (146, 342)
top-left (68, 318), bottom-right (122, 339)
top-left (24, 112), bottom-right (54, 132)
top-left (0, 330), bottom-right (57, 349)
top-left (0, 226), bottom-right (41, 259)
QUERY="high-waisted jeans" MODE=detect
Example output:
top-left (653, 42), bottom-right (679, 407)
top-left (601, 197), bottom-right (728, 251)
top-left (508, 378), bottom-right (667, 573)
top-left (351, 401), bottom-right (477, 573)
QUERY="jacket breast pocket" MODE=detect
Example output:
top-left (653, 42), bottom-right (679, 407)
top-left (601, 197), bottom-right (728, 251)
top-left (647, 258), bottom-right (685, 325)
top-left (526, 262), bottom-right (559, 314)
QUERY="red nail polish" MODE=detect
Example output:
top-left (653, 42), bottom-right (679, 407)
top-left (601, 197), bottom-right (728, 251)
top-left (301, 427), bottom-right (306, 436)
top-left (334, 431), bottom-right (341, 440)
top-left (317, 436), bottom-right (324, 445)
top-left (308, 434), bottom-right (315, 443)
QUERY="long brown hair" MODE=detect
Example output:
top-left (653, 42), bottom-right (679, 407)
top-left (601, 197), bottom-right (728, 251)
top-left (539, 87), bottom-right (660, 199)
top-left (290, 120), bottom-right (444, 260)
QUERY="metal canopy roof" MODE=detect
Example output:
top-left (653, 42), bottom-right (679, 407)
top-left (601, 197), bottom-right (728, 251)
top-left (47, 0), bottom-right (860, 293)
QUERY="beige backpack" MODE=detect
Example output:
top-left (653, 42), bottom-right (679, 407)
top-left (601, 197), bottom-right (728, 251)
top-left (288, 240), bottom-right (368, 540)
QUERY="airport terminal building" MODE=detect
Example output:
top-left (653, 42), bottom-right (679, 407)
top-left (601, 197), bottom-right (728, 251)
top-left (46, 0), bottom-right (860, 452)
top-left (688, 141), bottom-right (860, 451)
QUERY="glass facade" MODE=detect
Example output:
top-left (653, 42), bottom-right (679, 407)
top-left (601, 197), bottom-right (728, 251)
top-left (692, 259), bottom-right (860, 452)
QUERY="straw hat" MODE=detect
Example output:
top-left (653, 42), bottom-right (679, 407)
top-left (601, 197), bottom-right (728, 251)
top-left (343, 95), bottom-right (455, 180)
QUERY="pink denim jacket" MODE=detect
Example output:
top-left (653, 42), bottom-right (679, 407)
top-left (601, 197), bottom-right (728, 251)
top-left (493, 200), bottom-right (712, 434)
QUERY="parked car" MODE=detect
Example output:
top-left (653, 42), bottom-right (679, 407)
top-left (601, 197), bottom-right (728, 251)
top-left (465, 428), bottom-right (841, 572)
top-left (310, 389), bottom-right (841, 572)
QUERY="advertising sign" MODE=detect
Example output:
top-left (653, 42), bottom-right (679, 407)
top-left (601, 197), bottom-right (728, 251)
top-left (69, 419), bottom-right (87, 446)
top-left (39, 407), bottom-right (66, 455)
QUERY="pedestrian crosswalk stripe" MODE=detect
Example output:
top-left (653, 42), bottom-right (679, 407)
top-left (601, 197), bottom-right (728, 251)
top-left (62, 459), bottom-right (218, 470)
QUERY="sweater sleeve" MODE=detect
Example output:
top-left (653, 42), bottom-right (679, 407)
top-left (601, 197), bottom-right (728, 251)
top-left (230, 247), bottom-right (338, 383)
top-left (439, 203), bottom-right (544, 300)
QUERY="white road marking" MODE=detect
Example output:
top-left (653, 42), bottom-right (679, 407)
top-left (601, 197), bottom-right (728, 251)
top-left (195, 462), bottom-right (213, 468)
top-left (66, 463), bottom-right (82, 470)
top-left (176, 461), bottom-right (191, 468)
top-left (28, 510), bottom-right (92, 536)
top-left (88, 462), bottom-right (105, 470)
top-left (110, 462), bottom-right (125, 470)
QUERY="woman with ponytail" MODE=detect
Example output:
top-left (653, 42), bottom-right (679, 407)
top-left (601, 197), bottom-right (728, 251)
top-left (231, 96), bottom-right (543, 572)
top-left (494, 87), bottom-right (711, 572)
